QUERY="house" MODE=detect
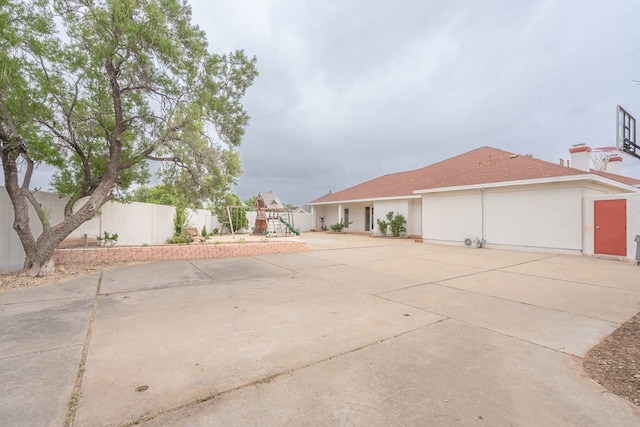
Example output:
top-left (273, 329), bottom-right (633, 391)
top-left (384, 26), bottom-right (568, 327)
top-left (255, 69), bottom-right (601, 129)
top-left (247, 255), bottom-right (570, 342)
top-left (308, 146), bottom-right (640, 258)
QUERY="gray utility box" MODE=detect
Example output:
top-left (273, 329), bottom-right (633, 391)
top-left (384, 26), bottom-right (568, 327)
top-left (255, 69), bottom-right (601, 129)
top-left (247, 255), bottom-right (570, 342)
top-left (635, 235), bottom-right (640, 265)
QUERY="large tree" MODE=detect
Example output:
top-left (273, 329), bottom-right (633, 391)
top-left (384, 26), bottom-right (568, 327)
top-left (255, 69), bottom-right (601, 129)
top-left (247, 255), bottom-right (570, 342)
top-left (0, 0), bottom-right (257, 276)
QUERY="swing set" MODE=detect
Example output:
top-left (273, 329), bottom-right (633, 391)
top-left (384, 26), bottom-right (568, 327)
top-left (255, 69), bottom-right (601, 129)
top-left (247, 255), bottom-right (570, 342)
top-left (219, 192), bottom-right (300, 238)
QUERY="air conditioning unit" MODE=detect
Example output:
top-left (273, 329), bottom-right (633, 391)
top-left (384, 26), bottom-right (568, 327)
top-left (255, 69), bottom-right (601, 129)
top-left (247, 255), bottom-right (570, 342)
top-left (464, 237), bottom-right (485, 248)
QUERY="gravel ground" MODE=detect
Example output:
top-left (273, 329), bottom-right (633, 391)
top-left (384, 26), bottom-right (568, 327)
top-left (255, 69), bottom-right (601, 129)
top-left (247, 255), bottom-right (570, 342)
top-left (584, 312), bottom-right (640, 407)
top-left (0, 262), bottom-right (140, 292)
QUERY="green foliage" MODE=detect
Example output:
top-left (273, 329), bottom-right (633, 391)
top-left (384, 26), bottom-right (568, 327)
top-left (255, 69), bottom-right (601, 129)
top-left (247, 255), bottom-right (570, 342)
top-left (201, 225), bottom-right (207, 237)
top-left (128, 185), bottom-right (187, 207)
top-left (377, 218), bottom-right (389, 236)
top-left (243, 195), bottom-right (257, 207)
top-left (231, 209), bottom-right (249, 231)
top-left (97, 231), bottom-right (118, 246)
top-left (330, 220), bottom-right (352, 233)
top-left (171, 206), bottom-right (192, 240)
top-left (216, 193), bottom-right (248, 231)
top-left (212, 227), bottom-right (219, 235)
top-left (0, 0), bottom-right (258, 264)
top-left (166, 234), bottom-right (192, 244)
top-left (386, 212), bottom-right (407, 237)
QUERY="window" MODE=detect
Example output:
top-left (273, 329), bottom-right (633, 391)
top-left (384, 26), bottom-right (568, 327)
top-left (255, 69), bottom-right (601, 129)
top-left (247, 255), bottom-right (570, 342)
top-left (344, 208), bottom-right (349, 228)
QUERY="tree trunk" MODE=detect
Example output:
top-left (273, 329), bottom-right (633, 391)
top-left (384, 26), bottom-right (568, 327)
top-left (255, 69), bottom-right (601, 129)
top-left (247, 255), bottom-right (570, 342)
top-left (2, 154), bottom-right (116, 276)
top-left (21, 183), bottom-right (114, 276)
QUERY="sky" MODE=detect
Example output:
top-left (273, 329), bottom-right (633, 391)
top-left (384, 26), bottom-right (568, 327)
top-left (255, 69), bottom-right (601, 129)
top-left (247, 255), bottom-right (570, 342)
top-left (12, 0), bottom-right (640, 207)
top-left (187, 0), bottom-right (640, 207)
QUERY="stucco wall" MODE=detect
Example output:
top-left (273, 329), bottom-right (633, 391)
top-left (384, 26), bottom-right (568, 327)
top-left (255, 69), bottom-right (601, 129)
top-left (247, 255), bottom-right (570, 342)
top-left (421, 183), bottom-right (597, 253)
top-left (373, 200), bottom-right (413, 236)
top-left (408, 199), bottom-right (422, 237)
top-left (310, 205), bottom-right (339, 231)
top-left (310, 198), bottom-right (419, 236)
top-left (1, 190), bottom-right (68, 273)
top-left (0, 187), bottom-right (219, 273)
top-left (422, 191), bottom-right (482, 243)
top-left (484, 185), bottom-right (583, 251)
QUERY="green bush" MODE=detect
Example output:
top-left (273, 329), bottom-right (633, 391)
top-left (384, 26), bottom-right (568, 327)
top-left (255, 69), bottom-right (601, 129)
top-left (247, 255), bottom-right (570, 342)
top-left (387, 211), bottom-right (407, 237)
top-left (97, 231), bottom-right (118, 246)
top-left (201, 225), bottom-right (207, 237)
top-left (166, 234), bottom-right (192, 244)
top-left (330, 220), bottom-right (352, 233)
top-left (167, 206), bottom-right (194, 244)
top-left (376, 218), bottom-right (389, 236)
top-left (173, 206), bottom-right (192, 237)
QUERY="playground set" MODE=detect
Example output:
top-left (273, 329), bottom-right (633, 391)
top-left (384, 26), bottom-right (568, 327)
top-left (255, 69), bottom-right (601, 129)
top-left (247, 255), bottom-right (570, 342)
top-left (219, 191), bottom-right (300, 238)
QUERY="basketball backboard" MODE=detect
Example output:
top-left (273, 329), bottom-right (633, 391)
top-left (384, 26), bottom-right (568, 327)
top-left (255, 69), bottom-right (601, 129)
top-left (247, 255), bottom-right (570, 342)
top-left (617, 105), bottom-right (639, 159)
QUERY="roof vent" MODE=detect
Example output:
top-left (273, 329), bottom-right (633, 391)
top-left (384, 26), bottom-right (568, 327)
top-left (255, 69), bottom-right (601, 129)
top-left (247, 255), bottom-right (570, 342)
top-left (509, 154), bottom-right (518, 159)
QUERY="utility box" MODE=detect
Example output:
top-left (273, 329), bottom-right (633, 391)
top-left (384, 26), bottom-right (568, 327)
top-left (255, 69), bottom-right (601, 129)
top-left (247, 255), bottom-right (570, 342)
top-left (635, 235), bottom-right (640, 265)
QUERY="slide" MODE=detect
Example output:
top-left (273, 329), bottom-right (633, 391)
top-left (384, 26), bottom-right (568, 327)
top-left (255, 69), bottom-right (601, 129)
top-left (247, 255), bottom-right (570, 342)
top-left (279, 216), bottom-right (300, 236)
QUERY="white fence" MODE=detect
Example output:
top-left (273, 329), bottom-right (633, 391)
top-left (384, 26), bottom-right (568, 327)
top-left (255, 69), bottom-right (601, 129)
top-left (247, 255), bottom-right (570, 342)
top-left (0, 187), bottom-right (220, 273)
top-left (1, 187), bottom-right (312, 273)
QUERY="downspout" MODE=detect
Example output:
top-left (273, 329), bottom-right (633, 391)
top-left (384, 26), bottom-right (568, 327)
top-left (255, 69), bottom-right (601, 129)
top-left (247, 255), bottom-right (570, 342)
top-left (480, 189), bottom-right (485, 242)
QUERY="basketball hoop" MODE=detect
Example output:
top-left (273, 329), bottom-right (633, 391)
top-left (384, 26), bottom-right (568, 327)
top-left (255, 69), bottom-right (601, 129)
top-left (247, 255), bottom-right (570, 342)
top-left (590, 147), bottom-right (619, 171)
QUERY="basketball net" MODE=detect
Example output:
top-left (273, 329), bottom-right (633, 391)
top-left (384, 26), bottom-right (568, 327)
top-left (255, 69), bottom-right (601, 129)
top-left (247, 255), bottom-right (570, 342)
top-left (589, 147), bottom-right (618, 171)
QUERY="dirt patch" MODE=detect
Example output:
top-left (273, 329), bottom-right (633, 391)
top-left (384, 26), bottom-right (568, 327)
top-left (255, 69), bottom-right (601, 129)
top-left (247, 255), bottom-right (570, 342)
top-left (584, 312), bottom-right (640, 406)
top-left (0, 262), bottom-right (141, 292)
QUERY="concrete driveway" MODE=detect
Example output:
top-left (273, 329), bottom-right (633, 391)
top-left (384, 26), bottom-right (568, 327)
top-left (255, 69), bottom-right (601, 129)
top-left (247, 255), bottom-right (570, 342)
top-left (2, 233), bottom-right (640, 426)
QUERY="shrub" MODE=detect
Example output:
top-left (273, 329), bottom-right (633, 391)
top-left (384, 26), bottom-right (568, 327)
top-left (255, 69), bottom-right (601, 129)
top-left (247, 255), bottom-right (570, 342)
top-left (166, 234), bottom-right (192, 244)
top-left (387, 211), bottom-right (407, 237)
top-left (97, 231), bottom-right (118, 246)
top-left (201, 225), bottom-right (207, 237)
top-left (173, 206), bottom-right (192, 237)
top-left (330, 220), bottom-right (352, 233)
top-left (212, 227), bottom-right (219, 235)
top-left (377, 218), bottom-right (389, 236)
top-left (167, 206), bottom-right (195, 244)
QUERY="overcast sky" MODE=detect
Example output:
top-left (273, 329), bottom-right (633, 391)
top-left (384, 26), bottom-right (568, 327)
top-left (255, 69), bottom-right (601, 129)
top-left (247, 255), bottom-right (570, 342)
top-left (187, 0), bottom-right (640, 206)
top-left (13, 1), bottom-right (640, 207)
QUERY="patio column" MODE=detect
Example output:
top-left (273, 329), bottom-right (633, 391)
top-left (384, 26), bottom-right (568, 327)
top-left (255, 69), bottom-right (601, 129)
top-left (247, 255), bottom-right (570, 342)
top-left (338, 204), bottom-right (343, 224)
top-left (311, 206), bottom-right (316, 231)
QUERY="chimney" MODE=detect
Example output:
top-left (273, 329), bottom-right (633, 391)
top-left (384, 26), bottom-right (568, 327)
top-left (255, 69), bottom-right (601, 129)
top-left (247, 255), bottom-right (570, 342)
top-left (605, 155), bottom-right (623, 175)
top-left (569, 144), bottom-right (591, 171)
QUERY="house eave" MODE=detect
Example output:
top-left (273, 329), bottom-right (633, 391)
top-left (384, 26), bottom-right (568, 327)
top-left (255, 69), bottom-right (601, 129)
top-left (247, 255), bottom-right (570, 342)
top-left (308, 194), bottom-right (420, 206)
top-left (412, 174), bottom-right (640, 195)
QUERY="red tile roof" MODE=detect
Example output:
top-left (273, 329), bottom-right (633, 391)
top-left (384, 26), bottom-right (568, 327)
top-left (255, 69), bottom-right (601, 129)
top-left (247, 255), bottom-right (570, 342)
top-left (310, 146), bottom-right (640, 204)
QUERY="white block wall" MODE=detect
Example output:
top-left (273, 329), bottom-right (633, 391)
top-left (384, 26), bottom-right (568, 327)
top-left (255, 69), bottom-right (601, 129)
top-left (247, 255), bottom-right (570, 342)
top-left (0, 187), bottom-right (218, 272)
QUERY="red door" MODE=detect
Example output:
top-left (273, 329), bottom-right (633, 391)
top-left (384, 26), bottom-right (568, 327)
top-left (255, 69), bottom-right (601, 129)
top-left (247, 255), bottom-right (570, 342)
top-left (594, 199), bottom-right (627, 256)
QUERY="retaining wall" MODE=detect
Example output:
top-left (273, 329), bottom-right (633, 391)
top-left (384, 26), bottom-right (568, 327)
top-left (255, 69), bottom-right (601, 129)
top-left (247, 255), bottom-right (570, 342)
top-left (53, 241), bottom-right (312, 265)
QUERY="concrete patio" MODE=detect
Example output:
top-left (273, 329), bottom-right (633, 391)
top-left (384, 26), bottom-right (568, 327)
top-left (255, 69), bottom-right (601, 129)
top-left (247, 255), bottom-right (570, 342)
top-left (1, 233), bottom-right (639, 426)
